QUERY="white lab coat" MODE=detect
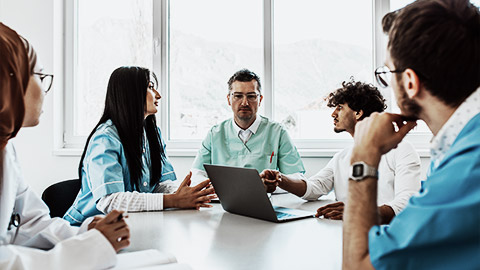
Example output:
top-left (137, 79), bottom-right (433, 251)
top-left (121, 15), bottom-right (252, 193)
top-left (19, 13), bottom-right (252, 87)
top-left (0, 142), bottom-right (117, 270)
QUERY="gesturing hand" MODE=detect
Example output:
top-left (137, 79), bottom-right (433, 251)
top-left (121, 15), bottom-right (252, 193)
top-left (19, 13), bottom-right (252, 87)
top-left (351, 112), bottom-right (416, 166)
top-left (316, 202), bottom-right (344, 220)
top-left (259, 169), bottom-right (281, 193)
top-left (90, 210), bottom-right (130, 252)
top-left (172, 172), bottom-right (216, 209)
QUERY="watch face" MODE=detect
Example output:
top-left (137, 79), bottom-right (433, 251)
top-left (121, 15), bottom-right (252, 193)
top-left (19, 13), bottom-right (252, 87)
top-left (352, 164), bottom-right (364, 177)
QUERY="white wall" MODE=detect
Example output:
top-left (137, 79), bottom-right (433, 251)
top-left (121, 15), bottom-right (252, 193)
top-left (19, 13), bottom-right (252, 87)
top-left (1, 0), bottom-right (430, 196)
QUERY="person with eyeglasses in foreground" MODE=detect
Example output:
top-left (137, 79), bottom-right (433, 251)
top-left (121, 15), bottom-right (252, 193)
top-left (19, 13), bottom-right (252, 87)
top-left (0, 23), bottom-right (130, 269)
top-left (343, 0), bottom-right (480, 269)
top-left (261, 80), bottom-right (421, 224)
top-left (64, 66), bottom-right (216, 226)
top-left (191, 69), bottom-right (305, 189)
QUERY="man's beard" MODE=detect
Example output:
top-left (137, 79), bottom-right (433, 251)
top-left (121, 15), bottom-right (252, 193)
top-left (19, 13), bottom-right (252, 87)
top-left (238, 115), bottom-right (253, 121)
top-left (333, 127), bottom-right (346, 133)
top-left (397, 83), bottom-right (422, 120)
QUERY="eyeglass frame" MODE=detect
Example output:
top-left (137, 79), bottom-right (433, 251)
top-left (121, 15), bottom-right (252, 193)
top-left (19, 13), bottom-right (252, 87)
top-left (229, 92), bottom-right (261, 102)
top-left (374, 66), bottom-right (405, 88)
top-left (34, 72), bottom-right (54, 94)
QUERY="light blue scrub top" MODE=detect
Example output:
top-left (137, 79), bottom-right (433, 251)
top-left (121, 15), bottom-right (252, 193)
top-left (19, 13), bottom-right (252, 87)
top-left (368, 113), bottom-right (480, 270)
top-left (64, 120), bottom-right (176, 225)
top-left (192, 116), bottom-right (305, 174)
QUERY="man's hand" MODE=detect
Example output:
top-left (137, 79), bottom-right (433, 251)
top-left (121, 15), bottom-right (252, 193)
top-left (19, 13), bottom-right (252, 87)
top-left (351, 112), bottom-right (416, 166)
top-left (316, 202), bottom-right (344, 220)
top-left (90, 210), bottom-right (130, 252)
top-left (259, 169), bottom-right (281, 193)
top-left (167, 172), bottom-right (216, 209)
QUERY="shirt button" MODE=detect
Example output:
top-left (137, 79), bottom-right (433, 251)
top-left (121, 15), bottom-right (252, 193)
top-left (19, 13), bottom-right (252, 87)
top-left (143, 182), bottom-right (147, 187)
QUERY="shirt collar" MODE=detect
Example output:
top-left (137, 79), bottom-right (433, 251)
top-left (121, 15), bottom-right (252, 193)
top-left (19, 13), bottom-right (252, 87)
top-left (232, 115), bottom-right (262, 135)
top-left (430, 87), bottom-right (480, 170)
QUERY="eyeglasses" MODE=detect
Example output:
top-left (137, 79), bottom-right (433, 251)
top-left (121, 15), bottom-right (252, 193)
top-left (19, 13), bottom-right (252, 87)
top-left (34, 72), bottom-right (54, 94)
top-left (230, 93), bottom-right (260, 102)
top-left (374, 66), bottom-right (404, 88)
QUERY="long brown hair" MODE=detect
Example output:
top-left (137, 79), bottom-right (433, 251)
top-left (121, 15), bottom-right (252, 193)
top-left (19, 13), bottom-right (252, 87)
top-left (0, 23), bottom-right (37, 149)
top-left (0, 23), bottom-right (37, 188)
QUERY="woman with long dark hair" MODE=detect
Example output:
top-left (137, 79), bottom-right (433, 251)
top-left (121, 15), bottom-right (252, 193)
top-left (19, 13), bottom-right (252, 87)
top-left (64, 66), bottom-right (214, 225)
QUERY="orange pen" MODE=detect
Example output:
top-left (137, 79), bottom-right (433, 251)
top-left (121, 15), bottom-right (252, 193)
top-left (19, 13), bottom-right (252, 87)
top-left (269, 151), bottom-right (274, 163)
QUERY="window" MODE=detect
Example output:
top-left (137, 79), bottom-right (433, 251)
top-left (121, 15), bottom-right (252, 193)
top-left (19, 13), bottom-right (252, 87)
top-left (61, 0), bottom-right (439, 155)
top-left (65, 0), bottom-right (153, 147)
top-left (169, 0), bottom-right (263, 140)
top-left (273, 0), bottom-right (373, 140)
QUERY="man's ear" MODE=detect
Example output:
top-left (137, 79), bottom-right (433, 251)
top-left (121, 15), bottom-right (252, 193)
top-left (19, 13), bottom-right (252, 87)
top-left (402, 69), bottom-right (421, 98)
top-left (258, 95), bottom-right (263, 106)
top-left (355, 110), bottom-right (364, 120)
top-left (227, 93), bottom-right (232, 106)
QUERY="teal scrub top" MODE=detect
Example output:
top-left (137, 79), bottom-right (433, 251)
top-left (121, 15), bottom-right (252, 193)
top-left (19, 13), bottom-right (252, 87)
top-left (64, 120), bottom-right (177, 225)
top-left (368, 113), bottom-right (480, 270)
top-left (192, 116), bottom-right (305, 174)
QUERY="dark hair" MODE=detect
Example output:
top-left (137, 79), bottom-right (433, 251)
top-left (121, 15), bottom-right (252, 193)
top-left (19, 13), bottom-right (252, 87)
top-left (327, 80), bottom-right (387, 119)
top-left (384, 0), bottom-right (480, 107)
top-left (79, 66), bottom-right (165, 191)
top-left (381, 10), bottom-right (399, 34)
top-left (227, 69), bottom-right (262, 93)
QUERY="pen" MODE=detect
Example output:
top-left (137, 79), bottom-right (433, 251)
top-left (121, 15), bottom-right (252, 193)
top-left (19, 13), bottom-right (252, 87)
top-left (270, 151), bottom-right (274, 163)
top-left (117, 212), bottom-right (124, 222)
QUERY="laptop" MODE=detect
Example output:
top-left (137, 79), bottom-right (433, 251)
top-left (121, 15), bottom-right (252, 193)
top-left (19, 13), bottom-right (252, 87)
top-left (204, 164), bottom-right (314, 223)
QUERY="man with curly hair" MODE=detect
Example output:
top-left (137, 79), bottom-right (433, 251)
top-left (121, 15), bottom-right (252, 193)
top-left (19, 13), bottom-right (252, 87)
top-left (262, 80), bottom-right (421, 224)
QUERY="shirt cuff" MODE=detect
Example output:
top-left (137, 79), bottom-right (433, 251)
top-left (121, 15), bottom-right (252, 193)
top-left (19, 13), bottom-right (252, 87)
top-left (145, 192), bottom-right (164, 211)
top-left (300, 180), bottom-right (314, 200)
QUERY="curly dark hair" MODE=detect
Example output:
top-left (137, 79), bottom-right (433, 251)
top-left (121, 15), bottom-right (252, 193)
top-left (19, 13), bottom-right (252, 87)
top-left (327, 80), bottom-right (387, 120)
top-left (227, 69), bottom-right (262, 93)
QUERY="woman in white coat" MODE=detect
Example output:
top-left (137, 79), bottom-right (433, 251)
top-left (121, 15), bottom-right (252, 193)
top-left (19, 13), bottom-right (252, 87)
top-left (0, 23), bottom-right (130, 269)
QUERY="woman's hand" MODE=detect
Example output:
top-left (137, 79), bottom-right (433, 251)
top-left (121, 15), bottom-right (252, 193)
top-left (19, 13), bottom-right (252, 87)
top-left (89, 210), bottom-right (130, 252)
top-left (165, 172), bottom-right (216, 209)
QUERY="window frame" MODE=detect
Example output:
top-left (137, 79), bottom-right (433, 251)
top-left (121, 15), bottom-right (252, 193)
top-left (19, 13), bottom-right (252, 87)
top-left (56, 0), bottom-right (432, 157)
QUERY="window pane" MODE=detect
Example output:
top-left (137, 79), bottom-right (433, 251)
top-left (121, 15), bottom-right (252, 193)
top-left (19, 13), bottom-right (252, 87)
top-left (169, 0), bottom-right (263, 140)
top-left (75, 0), bottom-right (153, 136)
top-left (273, 0), bottom-right (373, 140)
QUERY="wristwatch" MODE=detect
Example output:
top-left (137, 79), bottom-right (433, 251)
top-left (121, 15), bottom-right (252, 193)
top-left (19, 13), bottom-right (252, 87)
top-left (350, 161), bottom-right (378, 181)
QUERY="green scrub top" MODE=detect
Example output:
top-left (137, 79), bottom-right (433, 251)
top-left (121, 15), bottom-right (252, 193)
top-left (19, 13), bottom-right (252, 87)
top-left (193, 116), bottom-right (305, 174)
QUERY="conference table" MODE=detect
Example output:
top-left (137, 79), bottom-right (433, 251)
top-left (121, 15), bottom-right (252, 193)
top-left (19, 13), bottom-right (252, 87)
top-left (124, 194), bottom-right (343, 270)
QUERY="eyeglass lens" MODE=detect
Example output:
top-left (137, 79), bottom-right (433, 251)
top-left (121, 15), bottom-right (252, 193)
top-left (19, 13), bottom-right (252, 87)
top-left (35, 73), bottom-right (54, 93)
top-left (232, 93), bottom-right (259, 102)
top-left (375, 66), bottom-right (390, 88)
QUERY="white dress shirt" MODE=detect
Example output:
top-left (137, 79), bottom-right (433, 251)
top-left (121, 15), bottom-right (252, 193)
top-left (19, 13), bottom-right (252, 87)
top-left (302, 140), bottom-right (421, 214)
top-left (232, 116), bottom-right (262, 144)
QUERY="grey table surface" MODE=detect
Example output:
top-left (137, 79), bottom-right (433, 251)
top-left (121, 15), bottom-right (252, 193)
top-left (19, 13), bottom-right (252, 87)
top-left (124, 193), bottom-right (342, 270)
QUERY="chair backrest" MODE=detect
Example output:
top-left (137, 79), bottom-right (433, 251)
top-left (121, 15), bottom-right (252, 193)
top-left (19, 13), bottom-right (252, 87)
top-left (41, 179), bottom-right (81, 218)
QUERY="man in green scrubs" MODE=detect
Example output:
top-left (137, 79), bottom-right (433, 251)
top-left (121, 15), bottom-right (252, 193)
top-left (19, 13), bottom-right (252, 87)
top-left (191, 69), bottom-right (305, 185)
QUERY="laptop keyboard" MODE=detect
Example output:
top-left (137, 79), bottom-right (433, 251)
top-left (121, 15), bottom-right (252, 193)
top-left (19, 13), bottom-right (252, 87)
top-left (275, 211), bottom-right (296, 219)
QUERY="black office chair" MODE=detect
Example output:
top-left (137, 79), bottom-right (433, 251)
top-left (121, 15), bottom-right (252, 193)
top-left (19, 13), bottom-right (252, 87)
top-left (41, 179), bottom-right (81, 218)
